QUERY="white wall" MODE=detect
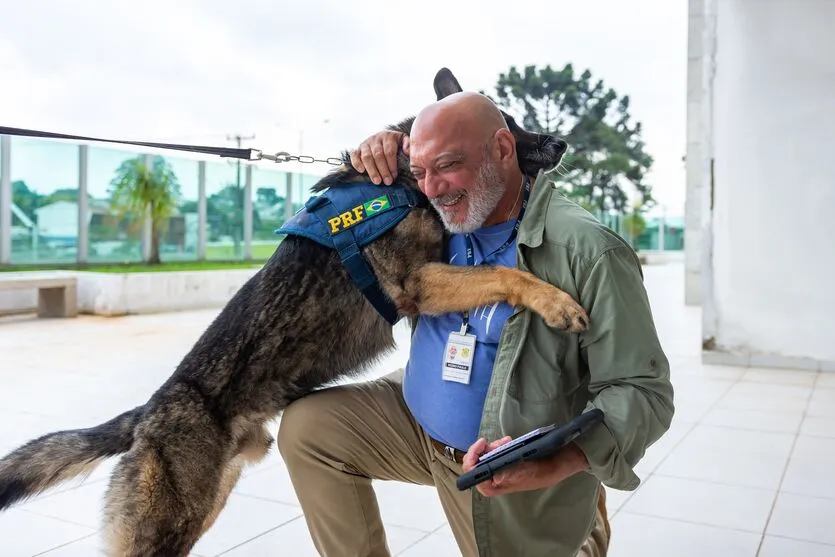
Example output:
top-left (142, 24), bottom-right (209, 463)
top-left (705, 0), bottom-right (835, 365)
top-left (684, 0), bottom-right (710, 306)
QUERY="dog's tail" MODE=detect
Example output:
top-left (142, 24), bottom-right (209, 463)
top-left (0, 405), bottom-right (144, 510)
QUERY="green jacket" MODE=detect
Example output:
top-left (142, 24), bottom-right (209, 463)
top-left (469, 169), bottom-right (675, 556)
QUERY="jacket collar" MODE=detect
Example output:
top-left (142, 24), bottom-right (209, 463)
top-left (516, 169), bottom-right (552, 249)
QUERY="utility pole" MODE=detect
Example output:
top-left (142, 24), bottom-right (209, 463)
top-left (227, 133), bottom-right (255, 190)
top-left (226, 133), bottom-right (255, 258)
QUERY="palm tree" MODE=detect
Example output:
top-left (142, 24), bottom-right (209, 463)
top-left (109, 155), bottom-right (181, 265)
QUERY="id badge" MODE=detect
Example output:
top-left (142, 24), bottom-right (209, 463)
top-left (443, 327), bottom-right (476, 384)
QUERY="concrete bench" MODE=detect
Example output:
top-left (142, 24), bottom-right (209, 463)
top-left (0, 272), bottom-right (78, 318)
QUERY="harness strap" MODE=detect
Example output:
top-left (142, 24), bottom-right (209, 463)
top-left (311, 200), bottom-right (400, 324)
top-left (306, 186), bottom-right (427, 325)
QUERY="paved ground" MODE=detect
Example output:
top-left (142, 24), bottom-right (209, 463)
top-left (1, 262), bottom-right (833, 556)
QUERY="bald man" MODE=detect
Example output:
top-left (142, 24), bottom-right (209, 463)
top-left (278, 92), bottom-right (673, 557)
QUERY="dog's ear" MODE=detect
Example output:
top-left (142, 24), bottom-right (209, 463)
top-left (434, 68), bottom-right (463, 100)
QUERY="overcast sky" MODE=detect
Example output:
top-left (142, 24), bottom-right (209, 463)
top-left (0, 0), bottom-right (688, 216)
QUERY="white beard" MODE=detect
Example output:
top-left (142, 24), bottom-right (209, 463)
top-left (433, 159), bottom-right (506, 234)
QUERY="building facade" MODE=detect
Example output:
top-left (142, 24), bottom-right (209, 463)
top-left (686, 0), bottom-right (835, 369)
top-left (0, 133), bottom-right (324, 266)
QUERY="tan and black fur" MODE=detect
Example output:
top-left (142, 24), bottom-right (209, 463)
top-left (0, 68), bottom-right (587, 556)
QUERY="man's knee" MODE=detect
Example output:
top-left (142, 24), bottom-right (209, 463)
top-left (277, 391), bottom-right (332, 461)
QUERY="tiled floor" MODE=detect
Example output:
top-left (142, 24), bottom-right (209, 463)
top-left (0, 261), bottom-right (833, 556)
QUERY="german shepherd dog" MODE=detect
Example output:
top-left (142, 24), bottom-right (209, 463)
top-left (0, 68), bottom-right (587, 556)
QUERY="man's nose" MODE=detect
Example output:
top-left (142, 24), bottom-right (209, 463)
top-left (422, 172), bottom-right (446, 199)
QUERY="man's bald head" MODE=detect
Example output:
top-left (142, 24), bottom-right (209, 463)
top-left (411, 91), bottom-right (509, 148)
top-left (407, 91), bottom-right (525, 233)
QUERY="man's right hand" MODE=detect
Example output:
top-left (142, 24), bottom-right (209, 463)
top-left (349, 130), bottom-right (410, 186)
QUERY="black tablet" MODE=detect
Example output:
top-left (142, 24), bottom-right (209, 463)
top-left (455, 408), bottom-right (604, 491)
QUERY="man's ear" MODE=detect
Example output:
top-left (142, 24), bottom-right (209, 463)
top-left (494, 128), bottom-right (518, 165)
top-left (434, 68), bottom-right (463, 100)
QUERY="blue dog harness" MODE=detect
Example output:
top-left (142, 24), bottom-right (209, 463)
top-left (276, 182), bottom-right (429, 325)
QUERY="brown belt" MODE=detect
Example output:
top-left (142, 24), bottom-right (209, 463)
top-left (430, 437), bottom-right (467, 465)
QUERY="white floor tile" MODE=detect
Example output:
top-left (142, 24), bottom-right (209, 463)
top-left (0, 509), bottom-right (96, 557)
top-left (670, 357), bottom-right (745, 381)
top-left (191, 494), bottom-right (303, 557)
top-left (800, 416), bottom-right (835, 439)
top-left (605, 486), bottom-right (638, 515)
top-left (622, 475), bottom-right (776, 533)
top-left (767, 492), bottom-right (835, 546)
top-left (807, 387), bottom-right (835, 419)
top-left (373, 480), bottom-right (448, 533)
top-left (740, 367), bottom-right (818, 386)
top-left (608, 512), bottom-right (761, 557)
top-left (670, 377), bottom-right (736, 408)
top-left (634, 419), bottom-right (695, 475)
top-left (701, 407), bottom-right (804, 434)
top-left (17, 479), bottom-right (109, 529)
top-left (757, 535), bottom-right (835, 557)
top-left (653, 425), bottom-right (794, 489)
top-left (31, 534), bottom-right (102, 557)
top-left (233, 458), bottom-right (299, 506)
top-left (219, 516), bottom-right (428, 557)
top-left (715, 382), bottom-right (810, 414)
top-left (781, 436), bottom-right (835, 499)
top-left (396, 528), bottom-right (461, 557)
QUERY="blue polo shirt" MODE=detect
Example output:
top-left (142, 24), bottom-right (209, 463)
top-left (402, 218), bottom-right (518, 451)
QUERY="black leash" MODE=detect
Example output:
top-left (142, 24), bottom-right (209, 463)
top-left (0, 125), bottom-right (343, 166)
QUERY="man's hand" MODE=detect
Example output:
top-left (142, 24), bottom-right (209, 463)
top-left (349, 130), bottom-right (410, 186)
top-left (461, 436), bottom-right (590, 497)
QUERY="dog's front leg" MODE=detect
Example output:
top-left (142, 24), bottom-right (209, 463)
top-left (403, 263), bottom-right (588, 332)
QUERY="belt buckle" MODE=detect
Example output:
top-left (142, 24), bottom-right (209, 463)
top-left (444, 445), bottom-right (456, 462)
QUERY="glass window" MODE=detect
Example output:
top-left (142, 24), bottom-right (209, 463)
top-left (86, 145), bottom-right (149, 263)
top-left (205, 159), bottom-right (244, 260)
top-left (9, 137), bottom-right (79, 264)
top-left (251, 165), bottom-right (289, 260)
top-left (157, 154), bottom-right (199, 262)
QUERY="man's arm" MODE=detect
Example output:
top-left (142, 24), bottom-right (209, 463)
top-left (571, 245), bottom-right (675, 491)
top-left (461, 244), bottom-right (673, 496)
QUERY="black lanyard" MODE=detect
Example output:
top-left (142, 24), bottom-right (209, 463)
top-left (460, 176), bottom-right (531, 334)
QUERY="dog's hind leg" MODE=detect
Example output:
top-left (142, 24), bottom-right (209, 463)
top-left (199, 424), bottom-right (274, 538)
top-left (101, 435), bottom-right (231, 557)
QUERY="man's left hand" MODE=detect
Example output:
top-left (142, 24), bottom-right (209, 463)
top-left (461, 436), bottom-right (590, 497)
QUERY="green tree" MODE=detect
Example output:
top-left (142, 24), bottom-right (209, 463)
top-left (109, 155), bottom-right (181, 265)
top-left (11, 181), bottom-right (43, 222)
top-left (483, 63), bottom-right (655, 214)
top-left (622, 201), bottom-right (648, 250)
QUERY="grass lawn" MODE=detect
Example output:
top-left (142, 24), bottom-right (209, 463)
top-left (0, 242), bottom-right (283, 274)
top-left (0, 260), bottom-right (268, 273)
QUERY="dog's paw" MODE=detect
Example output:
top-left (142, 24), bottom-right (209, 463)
top-left (530, 290), bottom-right (589, 333)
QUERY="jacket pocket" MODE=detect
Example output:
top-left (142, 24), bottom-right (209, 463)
top-left (505, 323), bottom-right (582, 406)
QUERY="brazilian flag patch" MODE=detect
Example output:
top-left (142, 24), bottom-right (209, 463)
top-left (363, 195), bottom-right (390, 216)
top-left (326, 194), bottom-right (394, 234)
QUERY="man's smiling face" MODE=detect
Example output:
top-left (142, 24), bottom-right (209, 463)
top-left (408, 92), bottom-right (518, 234)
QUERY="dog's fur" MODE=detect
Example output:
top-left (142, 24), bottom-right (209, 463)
top-left (0, 68), bottom-right (587, 556)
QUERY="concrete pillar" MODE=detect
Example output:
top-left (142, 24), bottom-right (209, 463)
top-left (77, 145), bottom-right (89, 264)
top-left (684, 0), bottom-right (711, 305)
top-left (244, 164), bottom-right (253, 259)
top-left (142, 154), bottom-right (153, 262)
top-left (284, 172), bottom-right (293, 222)
top-left (0, 135), bottom-right (10, 264)
top-left (197, 161), bottom-right (207, 260)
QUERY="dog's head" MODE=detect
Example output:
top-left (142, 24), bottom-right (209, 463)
top-left (429, 67), bottom-right (568, 177)
top-left (314, 67), bottom-right (568, 192)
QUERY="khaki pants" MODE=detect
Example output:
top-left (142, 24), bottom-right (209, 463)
top-left (277, 371), bottom-right (610, 557)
